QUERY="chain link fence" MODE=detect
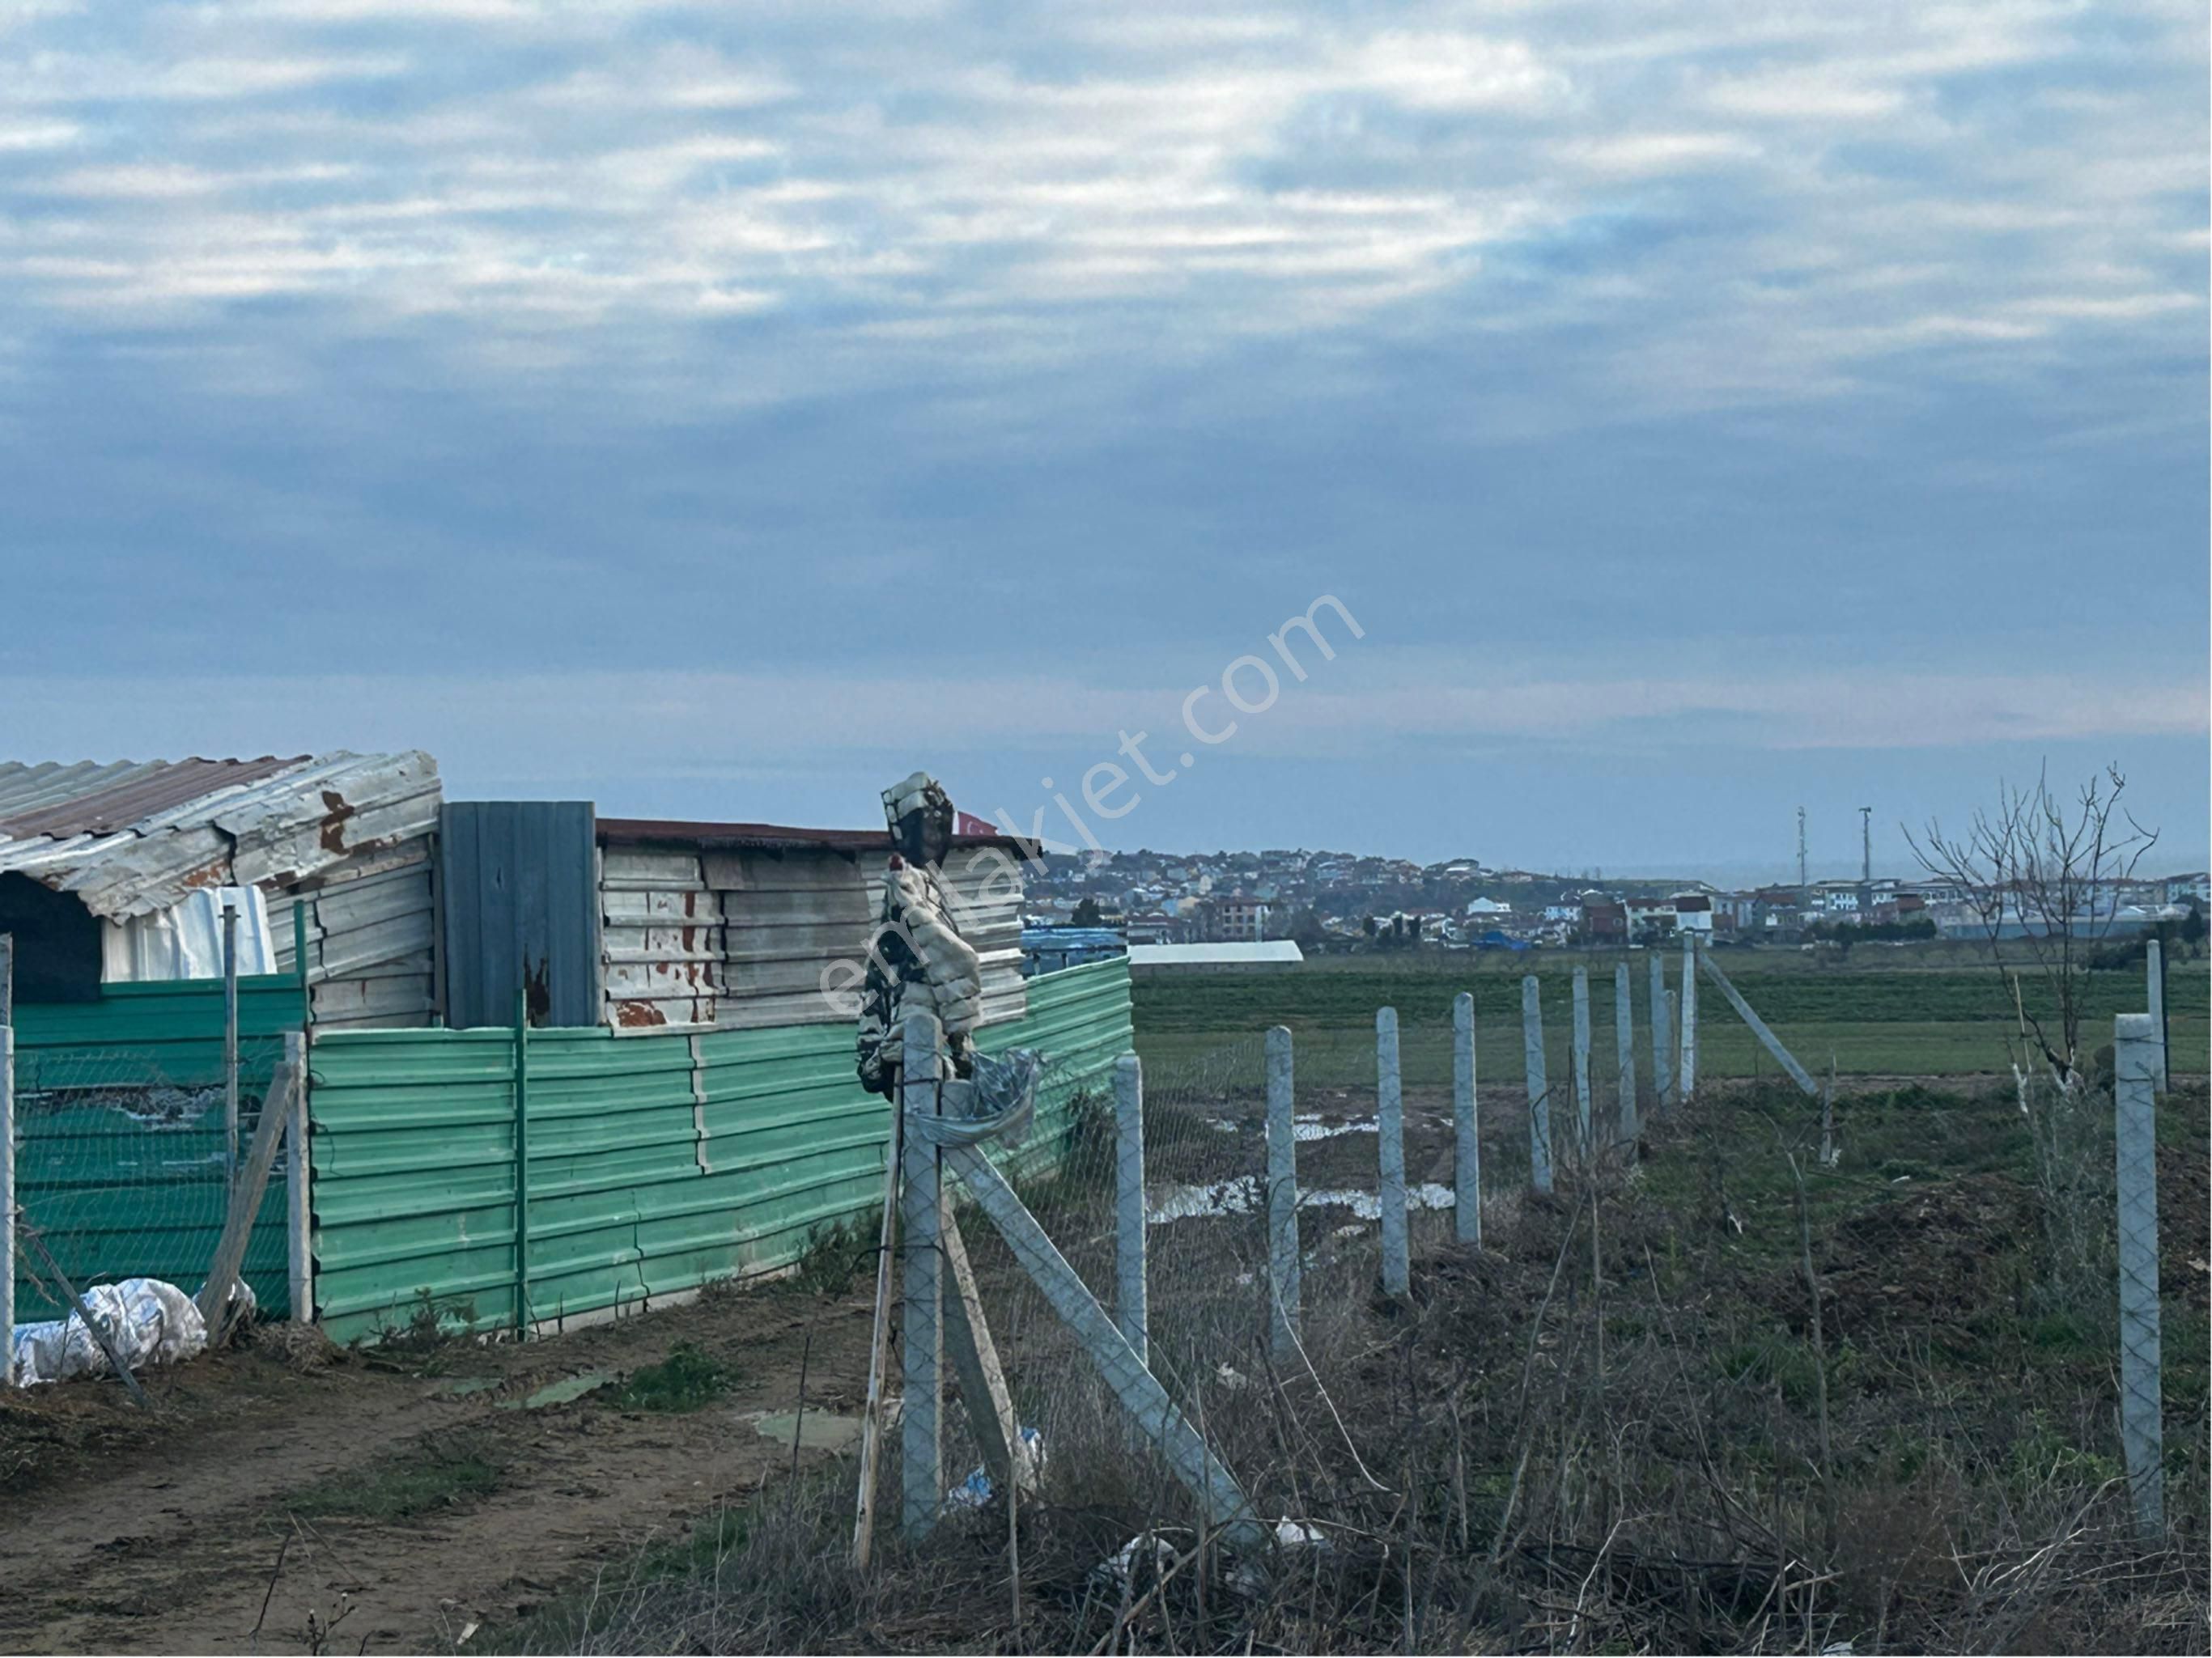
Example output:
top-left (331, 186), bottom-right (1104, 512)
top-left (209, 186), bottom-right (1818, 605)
top-left (9, 1033), bottom-right (295, 1364)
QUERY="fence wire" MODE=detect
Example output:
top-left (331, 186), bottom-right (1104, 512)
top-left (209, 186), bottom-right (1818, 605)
top-left (10, 1036), bottom-right (292, 1331)
top-left (918, 1012), bottom-right (1515, 1535)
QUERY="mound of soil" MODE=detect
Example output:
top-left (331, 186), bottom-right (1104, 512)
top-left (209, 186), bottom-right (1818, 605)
top-left (1792, 1173), bottom-right (2038, 1340)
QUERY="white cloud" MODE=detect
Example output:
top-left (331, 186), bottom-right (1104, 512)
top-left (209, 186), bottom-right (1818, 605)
top-left (0, 0), bottom-right (2196, 426)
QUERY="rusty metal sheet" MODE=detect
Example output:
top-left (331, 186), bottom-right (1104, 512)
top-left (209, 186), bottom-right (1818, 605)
top-left (0, 751), bottom-right (442, 923)
top-left (600, 846), bottom-right (722, 1030)
top-left (0, 756), bottom-right (305, 840)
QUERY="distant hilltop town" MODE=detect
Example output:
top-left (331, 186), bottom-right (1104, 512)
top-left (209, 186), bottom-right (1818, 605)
top-left (1024, 846), bottom-right (2212, 951)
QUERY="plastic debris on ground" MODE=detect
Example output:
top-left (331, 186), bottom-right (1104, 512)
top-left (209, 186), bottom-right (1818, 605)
top-left (1227, 1518), bottom-right (1334, 1597)
top-left (1092, 1532), bottom-right (1179, 1589)
top-left (10, 1277), bottom-right (250, 1385)
top-left (944, 1425), bottom-right (1045, 1509)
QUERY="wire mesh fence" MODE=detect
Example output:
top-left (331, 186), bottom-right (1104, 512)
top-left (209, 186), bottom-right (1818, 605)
top-left (891, 966), bottom-right (1696, 1550)
top-left (912, 1011), bottom-right (1499, 1541)
top-left (9, 1033), bottom-right (294, 1333)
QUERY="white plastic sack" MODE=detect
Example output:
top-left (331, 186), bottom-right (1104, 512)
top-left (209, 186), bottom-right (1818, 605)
top-left (9, 1277), bottom-right (240, 1386)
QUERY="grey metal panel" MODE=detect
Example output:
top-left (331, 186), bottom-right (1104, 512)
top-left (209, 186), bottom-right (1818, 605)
top-left (705, 842), bottom-right (1027, 1031)
top-left (440, 802), bottom-right (599, 1030)
top-left (267, 842), bottom-right (440, 1029)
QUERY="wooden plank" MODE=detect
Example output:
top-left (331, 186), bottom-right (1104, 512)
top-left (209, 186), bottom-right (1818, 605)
top-left (943, 1142), bottom-right (1259, 1543)
top-left (195, 1054), bottom-right (300, 1340)
top-left (940, 1206), bottom-right (1021, 1495)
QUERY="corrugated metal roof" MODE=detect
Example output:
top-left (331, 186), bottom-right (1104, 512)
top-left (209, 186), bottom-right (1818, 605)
top-left (0, 751), bottom-right (441, 921)
top-left (597, 816), bottom-right (1026, 855)
top-left (0, 756), bottom-right (307, 840)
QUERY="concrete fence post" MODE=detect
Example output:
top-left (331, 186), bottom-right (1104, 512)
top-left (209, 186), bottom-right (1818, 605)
top-left (1114, 1053), bottom-right (1147, 1367)
top-left (1678, 937), bottom-right (1699, 1100)
top-left (1649, 950), bottom-right (1673, 1112)
top-left (1452, 993), bottom-right (1480, 1246)
top-left (2114, 1013), bottom-right (2164, 1537)
top-left (223, 897), bottom-right (240, 1180)
top-left (285, 1031), bottom-right (311, 1325)
top-left (2146, 939), bottom-right (2168, 1092)
top-left (1265, 1026), bottom-right (1300, 1362)
top-left (1522, 976), bottom-right (1552, 1195)
top-left (899, 1013), bottom-right (944, 1540)
top-left (1570, 968), bottom-right (1594, 1151)
top-left (2, 1024), bottom-right (12, 1388)
top-left (1376, 1007), bottom-right (1409, 1297)
top-left (1614, 963), bottom-right (1637, 1145)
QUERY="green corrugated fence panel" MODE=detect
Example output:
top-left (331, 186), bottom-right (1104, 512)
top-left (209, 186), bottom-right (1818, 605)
top-left (308, 957), bottom-right (1133, 1342)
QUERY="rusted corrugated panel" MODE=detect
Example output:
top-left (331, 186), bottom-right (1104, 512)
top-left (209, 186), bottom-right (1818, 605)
top-left (0, 756), bottom-right (305, 840)
top-left (600, 846), bottom-right (723, 1030)
top-left (0, 750), bottom-right (442, 922)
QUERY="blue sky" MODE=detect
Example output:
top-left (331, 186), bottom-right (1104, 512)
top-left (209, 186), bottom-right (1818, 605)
top-left (2, 0), bottom-right (2205, 877)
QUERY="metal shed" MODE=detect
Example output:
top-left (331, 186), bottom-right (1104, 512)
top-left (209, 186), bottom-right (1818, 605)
top-left (594, 817), bottom-right (1031, 1033)
top-left (0, 751), bottom-right (443, 1026)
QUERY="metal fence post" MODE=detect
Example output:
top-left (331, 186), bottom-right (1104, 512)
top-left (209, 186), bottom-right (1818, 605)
top-left (285, 1031), bottom-right (311, 1325)
top-left (1452, 993), bottom-right (1480, 1246)
top-left (899, 1012), bottom-right (944, 1540)
top-left (1614, 963), bottom-right (1637, 1145)
top-left (1377, 1007), bottom-right (1408, 1297)
top-left (1570, 968), bottom-right (1593, 1152)
top-left (1678, 937), bottom-right (1699, 1100)
top-left (2114, 1013), bottom-right (2164, 1537)
top-left (1114, 1053), bottom-right (1147, 1366)
top-left (2, 1023), bottom-right (12, 1389)
top-left (2146, 939), bottom-right (2168, 1092)
top-left (223, 894), bottom-right (240, 1179)
top-left (1265, 1026), bottom-right (1300, 1361)
top-left (1649, 949), bottom-right (1673, 1111)
top-left (1522, 976), bottom-right (1552, 1195)
top-left (513, 986), bottom-right (531, 1336)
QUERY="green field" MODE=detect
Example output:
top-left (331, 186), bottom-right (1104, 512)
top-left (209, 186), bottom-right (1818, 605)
top-left (1132, 948), bottom-right (2208, 1087)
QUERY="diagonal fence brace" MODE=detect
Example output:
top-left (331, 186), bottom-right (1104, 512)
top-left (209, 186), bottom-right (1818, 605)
top-left (1698, 952), bottom-right (1819, 1096)
top-left (939, 1143), bottom-right (1262, 1545)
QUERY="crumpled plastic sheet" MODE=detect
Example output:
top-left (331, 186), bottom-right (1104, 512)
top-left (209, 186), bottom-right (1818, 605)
top-left (917, 1049), bottom-right (1042, 1149)
top-left (9, 1277), bottom-right (252, 1386)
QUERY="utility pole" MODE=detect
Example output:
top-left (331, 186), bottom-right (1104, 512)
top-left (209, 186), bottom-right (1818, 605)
top-left (1859, 806), bottom-right (1872, 886)
top-left (1796, 807), bottom-right (1807, 901)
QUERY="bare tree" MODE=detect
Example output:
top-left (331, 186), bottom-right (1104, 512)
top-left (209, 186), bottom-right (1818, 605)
top-left (1908, 764), bottom-right (2157, 1333)
top-left (1906, 763), bottom-right (2158, 1088)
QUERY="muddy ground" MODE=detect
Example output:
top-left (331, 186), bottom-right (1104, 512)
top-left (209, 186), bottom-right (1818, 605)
top-left (5, 1071), bottom-right (2197, 1656)
top-left (0, 1279), bottom-right (881, 1655)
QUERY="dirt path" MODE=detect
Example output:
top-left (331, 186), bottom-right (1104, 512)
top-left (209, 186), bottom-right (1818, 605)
top-left (0, 1282), bottom-right (878, 1655)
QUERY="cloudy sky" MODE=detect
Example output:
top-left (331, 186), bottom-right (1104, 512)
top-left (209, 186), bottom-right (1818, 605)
top-left (2, 0), bottom-right (2204, 876)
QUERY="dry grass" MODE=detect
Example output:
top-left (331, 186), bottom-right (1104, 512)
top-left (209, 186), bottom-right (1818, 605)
top-left (505, 1079), bottom-right (2210, 1655)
